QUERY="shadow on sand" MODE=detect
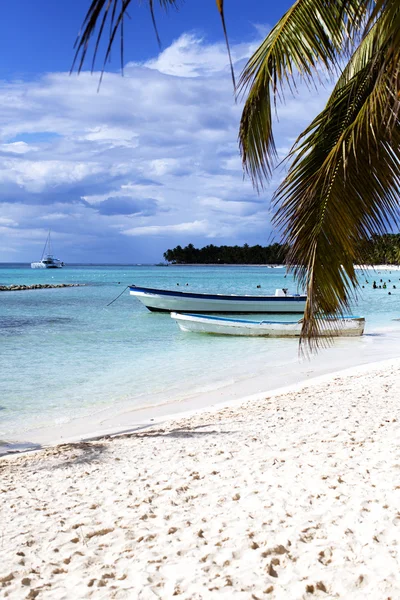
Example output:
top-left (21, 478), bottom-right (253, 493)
top-left (0, 425), bottom-right (234, 464)
top-left (117, 423), bottom-right (236, 440)
top-left (49, 442), bottom-right (108, 469)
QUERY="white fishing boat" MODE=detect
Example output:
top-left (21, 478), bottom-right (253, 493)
top-left (31, 231), bottom-right (64, 269)
top-left (171, 313), bottom-right (365, 337)
top-left (129, 286), bottom-right (306, 313)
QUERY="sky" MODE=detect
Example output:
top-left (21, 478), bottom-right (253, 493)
top-left (0, 0), bottom-right (331, 263)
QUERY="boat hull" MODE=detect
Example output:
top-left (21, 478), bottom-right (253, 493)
top-left (31, 261), bottom-right (63, 269)
top-left (129, 286), bottom-right (307, 314)
top-left (171, 313), bottom-right (365, 337)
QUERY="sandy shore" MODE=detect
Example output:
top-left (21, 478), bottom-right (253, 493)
top-left (2, 359), bottom-right (400, 599)
top-left (354, 264), bottom-right (400, 271)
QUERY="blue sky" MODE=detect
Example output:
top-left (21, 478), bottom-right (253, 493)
top-left (0, 0), bottom-right (330, 263)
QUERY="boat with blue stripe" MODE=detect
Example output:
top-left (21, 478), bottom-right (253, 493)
top-left (129, 285), bottom-right (307, 314)
top-left (171, 312), bottom-right (365, 337)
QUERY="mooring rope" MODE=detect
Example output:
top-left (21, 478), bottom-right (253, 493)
top-left (106, 285), bottom-right (130, 307)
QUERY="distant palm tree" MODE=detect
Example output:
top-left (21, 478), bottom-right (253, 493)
top-left (74, 0), bottom-right (399, 348)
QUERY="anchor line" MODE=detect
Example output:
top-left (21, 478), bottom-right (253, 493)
top-left (106, 285), bottom-right (130, 307)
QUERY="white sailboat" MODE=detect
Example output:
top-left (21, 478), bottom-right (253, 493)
top-left (31, 231), bottom-right (64, 269)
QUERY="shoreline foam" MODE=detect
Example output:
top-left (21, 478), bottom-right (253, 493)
top-left (3, 342), bottom-right (400, 456)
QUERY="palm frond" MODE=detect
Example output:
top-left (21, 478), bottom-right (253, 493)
top-left (238, 0), bottom-right (370, 190)
top-left (273, 28), bottom-right (400, 350)
top-left (367, 0), bottom-right (400, 49)
top-left (335, 21), bottom-right (380, 87)
top-left (215, 0), bottom-right (236, 90)
top-left (72, 0), bottom-right (179, 76)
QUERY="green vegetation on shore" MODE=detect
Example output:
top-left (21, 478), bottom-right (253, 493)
top-left (164, 234), bottom-right (400, 266)
top-left (360, 234), bottom-right (400, 266)
top-left (163, 243), bottom-right (288, 265)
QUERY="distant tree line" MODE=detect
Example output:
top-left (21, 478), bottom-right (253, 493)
top-left (163, 242), bottom-right (288, 264)
top-left (164, 234), bottom-right (400, 265)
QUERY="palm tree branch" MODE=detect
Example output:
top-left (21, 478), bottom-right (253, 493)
top-left (274, 41), bottom-right (400, 350)
top-left (72, 0), bottom-right (179, 74)
top-left (238, 0), bottom-right (372, 190)
top-left (215, 0), bottom-right (236, 90)
top-left (335, 22), bottom-right (380, 88)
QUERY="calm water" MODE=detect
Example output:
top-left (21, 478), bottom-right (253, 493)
top-left (1, 264), bottom-right (400, 442)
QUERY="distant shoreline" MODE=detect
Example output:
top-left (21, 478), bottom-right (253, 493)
top-left (1, 262), bottom-right (400, 269)
top-left (353, 264), bottom-right (400, 271)
top-left (168, 263), bottom-right (285, 267)
top-left (169, 263), bottom-right (400, 270)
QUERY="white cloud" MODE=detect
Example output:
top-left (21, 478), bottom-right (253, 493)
top-left (76, 126), bottom-right (139, 149)
top-left (0, 158), bottom-right (106, 192)
top-left (199, 195), bottom-right (262, 217)
top-left (143, 34), bottom-right (257, 78)
top-left (0, 217), bottom-right (18, 226)
top-left (0, 33), bottom-right (330, 262)
top-left (122, 218), bottom-right (238, 239)
top-left (148, 158), bottom-right (180, 177)
top-left (123, 220), bottom-right (209, 236)
top-left (0, 141), bottom-right (38, 154)
top-left (39, 213), bottom-right (69, 220)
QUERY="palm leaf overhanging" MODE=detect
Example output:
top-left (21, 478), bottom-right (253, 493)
top-left (238, 0), bottom-right (399, 348)
top-left (72, 0), bottom-right (179, 76)
top-left (74, 0), bottom-right (400, 348)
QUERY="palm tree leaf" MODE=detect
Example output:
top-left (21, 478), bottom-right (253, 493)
top-left (273, 33), bottom-right (400, 350)
top-left (215, 0), bottom-right (236, 90)
top-left (238, 0), bottom-right (370, 190)
top-left (335, 22), bottom-right (380, 87)
top-left (72, 0), bottom-right (179, 75)
top-left (367, 0), bottom-right (400, 50)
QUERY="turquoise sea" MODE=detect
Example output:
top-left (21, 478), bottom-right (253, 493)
top-left (1, 264), bottom-right (400, 450)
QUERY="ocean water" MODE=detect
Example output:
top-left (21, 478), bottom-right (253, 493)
top-left (1, 264), bottom-right (400, 445)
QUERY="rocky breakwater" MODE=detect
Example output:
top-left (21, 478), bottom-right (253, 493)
top-left (0, 284), bottom-right (85, 292)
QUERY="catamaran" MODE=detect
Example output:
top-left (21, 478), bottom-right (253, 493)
top-left (31, 231), bottom-right (64, 269)
top-left (129, 285), bottom-right (307, 313)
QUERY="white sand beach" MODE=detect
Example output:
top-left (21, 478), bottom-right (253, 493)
top-left (354, 264), bottom-right (400, 271)
top-left (2, 359), bottom-right (400, 599)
